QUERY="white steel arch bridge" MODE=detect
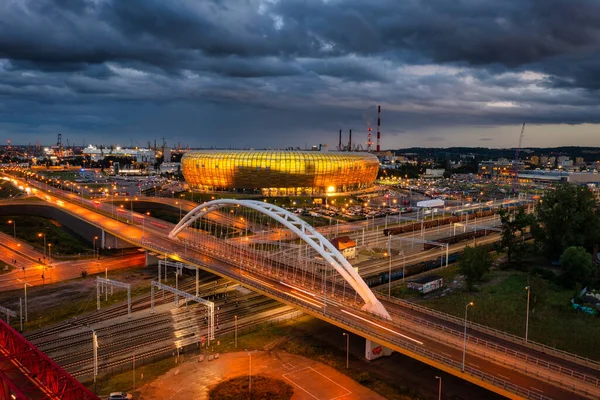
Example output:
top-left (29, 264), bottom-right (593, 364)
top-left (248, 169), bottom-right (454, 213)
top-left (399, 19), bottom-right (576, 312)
top-left (169, 199), bottom-right (391, 319)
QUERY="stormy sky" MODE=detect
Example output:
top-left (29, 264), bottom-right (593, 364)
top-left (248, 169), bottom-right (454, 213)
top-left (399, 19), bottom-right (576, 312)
top-left (1, 0), bottom-right (600, 149)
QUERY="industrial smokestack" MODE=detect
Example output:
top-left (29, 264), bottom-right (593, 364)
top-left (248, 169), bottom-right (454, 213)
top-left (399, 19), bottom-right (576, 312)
top-left (376, 105), bottom-right (381, 152)
top-left (348, 129), bottom-right (352, 152)
top-left (339, 129), bottom-right (342, 151)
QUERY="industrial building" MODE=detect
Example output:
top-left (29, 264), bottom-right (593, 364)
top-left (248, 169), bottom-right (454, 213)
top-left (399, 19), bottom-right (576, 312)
top-left (181, 150), bottom-right (379, 196)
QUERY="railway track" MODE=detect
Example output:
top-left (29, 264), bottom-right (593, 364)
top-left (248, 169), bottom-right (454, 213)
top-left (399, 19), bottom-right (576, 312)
top-left (69, 307), bottom-right (299, 378)
top-left (26, 274), bottom-right (224, 342)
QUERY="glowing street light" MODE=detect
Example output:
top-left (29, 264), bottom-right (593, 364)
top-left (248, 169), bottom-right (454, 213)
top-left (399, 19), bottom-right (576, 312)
top-left (38, 233), bottom-right (46, 258)
top-left (93, 236), bottom-right (99, 258)
top-left (7, 220), bottom-right (16, 239)
top-left (342, 332), bottom-right (349, 369)
top-left (462, 301), bottom-right (474, 372)
top-left (525, 286), bottom-right (531, 342)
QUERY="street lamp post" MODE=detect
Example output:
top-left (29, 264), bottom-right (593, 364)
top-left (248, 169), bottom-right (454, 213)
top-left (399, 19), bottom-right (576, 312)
top-left (142, 212), bottom-right (150, 241)
top-left (401, 251), bottom-right (406, 283)
top-left (435, 376), bottom-right (442, 400)
top-left (462, 301), bottom-right (474, 372)
top-left (38, 233), bottom-right (46, 258)
top-left (387, 237), bottom-right (392, 297)
top-left (245, 349), bottom-right (257, 395)
top-left (342, 332), bottom-right (349, 369)
top-left (93, 236), bottom-right (98, 259)
top-left (48, 243), bottom-right (52, 260)
top-left (525, 286), bottom-right (531, 342)
top-left (8, 220), bottom-right (16, 239)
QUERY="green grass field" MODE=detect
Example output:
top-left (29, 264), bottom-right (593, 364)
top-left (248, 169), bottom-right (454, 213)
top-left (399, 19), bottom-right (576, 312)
top-left (0, 215), bottom-right (92, 256)
top-left (420, 271), bottom-right (600, 360)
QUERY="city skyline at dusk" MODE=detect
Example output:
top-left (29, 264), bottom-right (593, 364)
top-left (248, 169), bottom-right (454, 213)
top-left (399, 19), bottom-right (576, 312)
top-left (1, 0), bottom-right (600, 149)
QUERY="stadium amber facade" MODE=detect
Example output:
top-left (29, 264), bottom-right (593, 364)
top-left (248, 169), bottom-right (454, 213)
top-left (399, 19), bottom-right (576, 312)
top-left (181, 150), bottom-right (380, 196)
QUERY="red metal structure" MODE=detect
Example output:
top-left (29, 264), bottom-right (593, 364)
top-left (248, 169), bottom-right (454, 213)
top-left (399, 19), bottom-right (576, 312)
top-left (0, 319), bottom-right (98, 400)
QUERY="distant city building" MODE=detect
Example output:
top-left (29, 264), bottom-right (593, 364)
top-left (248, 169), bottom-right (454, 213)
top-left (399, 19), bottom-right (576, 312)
top-left (160, 162), bottom-right (181, 174)
top-left (423, 168), bottom-right (445, 178)
top-left (568, 172), bottom-right (600, 184)
top-left (530, 155), bottom-right (540, 166)
top-left (83, 145), bottom-right (156, 162)
top-left (181, 150), bottom-right (379, 196)
top-left (478, 159), bottom-right (521, 177)
top-left (163, 147), bottom-right (172, 162)
top-left (517, 170), bottom-right (569, 182)
top-left (330, 236), bottom-right (357, 259)
top-left (559, 159), bottom-right (574, 168)
top-left (518, 170), bottom-right (600, 184)
top-left (575, 157), bottom-right (586, 166)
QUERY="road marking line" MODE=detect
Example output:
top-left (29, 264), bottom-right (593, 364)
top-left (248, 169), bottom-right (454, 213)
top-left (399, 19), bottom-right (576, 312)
top-left (498, 374), bottom-right (510, 380)
top-left (308, 367), bottom-right (351, 397)
top-left (468, 363), bottom-right (480, 368)
top-left (282, 368), bottom-right (319, 400)
top-left (530, 387), bottom-right (544, 393)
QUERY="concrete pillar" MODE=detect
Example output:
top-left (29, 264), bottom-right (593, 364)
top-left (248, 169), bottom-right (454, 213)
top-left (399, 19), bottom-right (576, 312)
top-left (365, 339), bottom-right (393, 361)
top-left (145, 251), bottom-right (160, 267)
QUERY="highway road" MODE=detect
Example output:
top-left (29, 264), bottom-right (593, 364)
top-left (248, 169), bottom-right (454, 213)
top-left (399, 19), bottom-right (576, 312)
top-left (4, 172), bottom-right (598, 400)
top-left (0, 227), bottom-right (145, 291)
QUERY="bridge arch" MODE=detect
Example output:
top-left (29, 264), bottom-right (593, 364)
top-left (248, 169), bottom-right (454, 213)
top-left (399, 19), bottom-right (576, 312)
top-left (169, 199), bottom-right (391, 319)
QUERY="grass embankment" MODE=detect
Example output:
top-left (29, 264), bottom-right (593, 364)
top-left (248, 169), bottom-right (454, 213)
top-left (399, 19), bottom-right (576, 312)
top-left (132, 207), bottom-right (181, 224)
top-left (0, 215), bottom-right (92, 256)
top-left (19, 268), bottom-right (162, 331)
top-left (0, 181), bottom-right (21, 199)
top-left (420, 270), bottom-right (600, 360)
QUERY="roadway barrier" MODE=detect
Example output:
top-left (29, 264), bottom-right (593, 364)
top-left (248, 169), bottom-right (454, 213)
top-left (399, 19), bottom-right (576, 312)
top-left (379, 294), bottom-right (600, 373)
top-left (382, 308), bottom-right (600, 398)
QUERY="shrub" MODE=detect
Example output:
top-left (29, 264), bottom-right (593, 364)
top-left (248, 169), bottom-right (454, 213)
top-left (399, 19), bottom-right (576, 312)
top-left (209, 375), bottom-right (293, 400)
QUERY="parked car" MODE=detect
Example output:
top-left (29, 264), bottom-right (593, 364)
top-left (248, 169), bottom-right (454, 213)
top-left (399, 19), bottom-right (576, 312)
top-left (107, 392), bottom-right (132, 400)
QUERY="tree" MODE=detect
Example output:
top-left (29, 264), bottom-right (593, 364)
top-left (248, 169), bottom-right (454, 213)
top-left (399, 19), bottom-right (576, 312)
top-left (459, 245), bottom-right (492, 291)
top-left (499, 206), bottom-right (533, 267)
top-left (533, 184), bottom-right (600, 260)
top-left (528, 275), bottom-right (548, 310)
top-left (559, 246), bottom-right (595, 288)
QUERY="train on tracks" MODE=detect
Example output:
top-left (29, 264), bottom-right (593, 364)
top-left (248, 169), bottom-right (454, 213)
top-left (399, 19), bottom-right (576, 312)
top-left (364, 253), bottom-right (461, 287)
top-left (382, 201), bottom-right (528, 237)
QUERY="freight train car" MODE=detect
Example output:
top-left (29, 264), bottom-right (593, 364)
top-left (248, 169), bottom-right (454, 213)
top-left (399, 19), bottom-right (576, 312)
top-left (423, 229), bottom-right (493, 250)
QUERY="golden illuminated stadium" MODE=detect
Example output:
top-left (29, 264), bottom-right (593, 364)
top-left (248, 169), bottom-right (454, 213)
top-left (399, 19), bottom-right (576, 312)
top-left (181, 150), bottom-right (380, 196)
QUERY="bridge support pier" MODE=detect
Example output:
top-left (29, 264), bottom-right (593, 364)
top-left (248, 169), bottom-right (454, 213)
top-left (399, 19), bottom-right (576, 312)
top-left (365, 339), bottom-right (393, 361)
top-left (103, 231), bottom-right (138, 251)
top-left (145, 251), bottom-right (161, 267)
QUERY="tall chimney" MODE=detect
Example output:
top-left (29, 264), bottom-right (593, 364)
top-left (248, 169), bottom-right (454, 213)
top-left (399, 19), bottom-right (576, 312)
top-left (348, 130), bottom-right (352, 151)
top-left (339, 129), bottom-right (342, 151)
top-left (376, 105), bottom-right (381, 152)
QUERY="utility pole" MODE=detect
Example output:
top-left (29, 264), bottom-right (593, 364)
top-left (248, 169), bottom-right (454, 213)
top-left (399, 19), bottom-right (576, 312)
top-left (342, 332), bottom-right (349, 369)
top-left (92, 330), bottom-right (98, 384)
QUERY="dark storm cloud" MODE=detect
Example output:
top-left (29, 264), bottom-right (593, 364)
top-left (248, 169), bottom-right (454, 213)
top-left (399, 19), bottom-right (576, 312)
top-left (1, 0), bottom-right (600, 147)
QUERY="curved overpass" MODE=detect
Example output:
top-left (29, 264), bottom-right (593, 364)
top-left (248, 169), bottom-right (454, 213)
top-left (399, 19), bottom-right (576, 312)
top-left (3, 177), bottom-right (599, 400)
